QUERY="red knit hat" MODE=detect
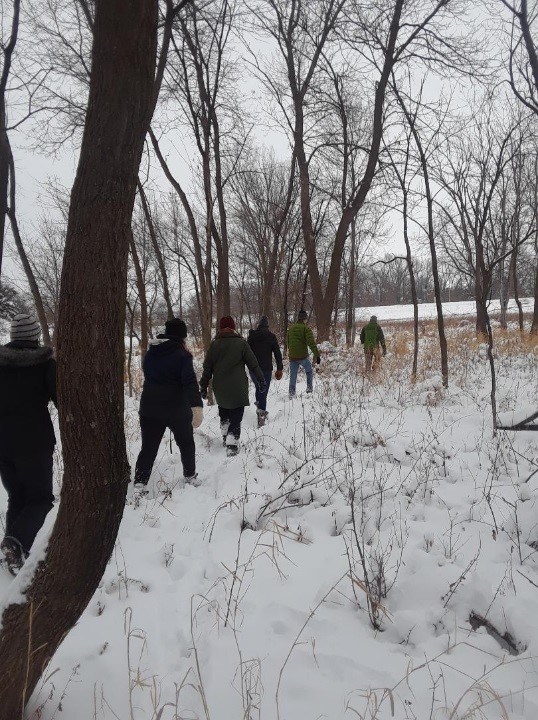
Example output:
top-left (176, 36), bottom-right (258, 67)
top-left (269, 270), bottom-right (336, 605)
top-left (219, 315), bottom-right (236, 330)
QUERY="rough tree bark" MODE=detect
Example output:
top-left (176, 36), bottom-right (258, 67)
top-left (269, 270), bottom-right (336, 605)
top-left (0, 0), bottom-right (157, 716)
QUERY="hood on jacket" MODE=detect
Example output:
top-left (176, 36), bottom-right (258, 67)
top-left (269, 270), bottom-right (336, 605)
top-left (0, 344), bottom-right (53, 368)
top-left (215, 329), bottom-right (242, 340)
top-left (148, 338), bottom-right (187, 356)
top-left (248, 327), bottom-right (270, 339)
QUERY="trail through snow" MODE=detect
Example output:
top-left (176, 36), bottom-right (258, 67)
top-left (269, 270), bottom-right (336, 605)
top-left (1, 339), bottom-right (537, 720)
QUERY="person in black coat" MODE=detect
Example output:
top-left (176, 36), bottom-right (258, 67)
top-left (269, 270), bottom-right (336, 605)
top-left (247, 316), bottom-right (283, 425)
top-left (134, 318), bottom-right (203, 495)
top-left (0, 313), bottom-right (56, 575)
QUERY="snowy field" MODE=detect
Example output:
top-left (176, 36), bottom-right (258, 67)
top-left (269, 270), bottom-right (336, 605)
top-left (355, 297), bottom-right (533, 322)
top-left (1, 325), bottom-right (538, 719)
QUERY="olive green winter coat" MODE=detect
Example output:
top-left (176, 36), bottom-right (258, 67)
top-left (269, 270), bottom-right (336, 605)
top-left (286, 321), bottom-right (319, 361)
top-left (200, 330), bottom-right (264, 409)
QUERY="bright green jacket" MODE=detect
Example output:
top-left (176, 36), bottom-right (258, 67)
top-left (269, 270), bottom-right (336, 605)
top-left (360, 321), bottom-right (386, 350)
top-left (287, 322), bottom-right (319, 360)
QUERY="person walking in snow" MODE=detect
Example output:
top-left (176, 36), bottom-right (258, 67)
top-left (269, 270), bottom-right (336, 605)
top-left (247, 316), bottom-right (283, 427)
top-left (360, 315), bottom-right (386, 372)
top-left (200, 316), bottom-right (265, 456)
top-left (287, 309), bottom-right (320, 399)
top-left (134, 318), bottom-right (203, 496)
top-left (0, 313), bottom-right (56, 575)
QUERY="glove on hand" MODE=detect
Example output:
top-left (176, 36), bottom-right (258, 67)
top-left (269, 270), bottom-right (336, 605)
top-left (275, 369), bottom-right (283, 380)
top-left (200, 388), bottom-right (208, 400)
top-left (315, 355), bottom-right (321, 365)
top-left (192, 406), bottom-right (204, 428)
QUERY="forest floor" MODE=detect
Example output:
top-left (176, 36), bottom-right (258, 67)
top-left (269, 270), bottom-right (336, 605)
top-left (2, 320), bottom-right (538, 720)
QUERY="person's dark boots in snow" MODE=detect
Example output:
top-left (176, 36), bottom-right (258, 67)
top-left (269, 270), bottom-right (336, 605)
top-left (257, 409), bottom-right (268, 428)
top-left (220, 420), bottom-right (230, 447)
top-left (226, 435), bottom-right (240, 456)
top-left (132, 483), bottom-right (149, 507)
top-left (133, 468), bottom-right (150, 506)
top-left (1, 536), bottom-right (26, 576)
top-left (184, 473), bottom-right (202, 487)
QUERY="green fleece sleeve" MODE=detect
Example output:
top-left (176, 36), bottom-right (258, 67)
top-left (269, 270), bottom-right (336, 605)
top-left (272, 333), bottom-right (283, 371)
top-left (305, 325), bottom-right (319, 358)
top-left (200, 343), bottom-right (214, 393)
top-left (378, 326), bottom-right (386, 351)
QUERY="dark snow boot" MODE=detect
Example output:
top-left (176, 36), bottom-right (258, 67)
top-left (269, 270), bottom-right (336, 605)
top-left (132, 480), bottom-right (150, 507)
top-left (1, 536), bottom-right (26, 576)
top-left (184, 473), bottom-right (202, 487)
top-left (226, 444), bottom-right (239, 457)
top-left (220, 421), bottom-right (230, 447)
top-left (257, 409), bottom-right (268, 428)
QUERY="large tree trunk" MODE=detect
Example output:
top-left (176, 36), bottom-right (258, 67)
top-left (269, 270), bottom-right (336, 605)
top-left (0, 1), bottom-right (157, 716)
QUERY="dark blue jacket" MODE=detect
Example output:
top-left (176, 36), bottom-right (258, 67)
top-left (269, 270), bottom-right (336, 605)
top-left (139, 340), bottom-right (202, 422)
top-left (247, 328), bottom-right (283, 372)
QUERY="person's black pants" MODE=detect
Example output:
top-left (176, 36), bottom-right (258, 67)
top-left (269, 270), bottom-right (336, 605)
top-left (250, 369), bottom-right (272, 412)
top-left (0, 449), bottom-right (54, 554)
top-left (135, 414), bottom-right (196, 484)
top-left (218, 406), bottom-right (244, 442)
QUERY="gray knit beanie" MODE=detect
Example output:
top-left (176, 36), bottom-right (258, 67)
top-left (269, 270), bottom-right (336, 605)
top-left (10, 313), bottom-right (41, 343)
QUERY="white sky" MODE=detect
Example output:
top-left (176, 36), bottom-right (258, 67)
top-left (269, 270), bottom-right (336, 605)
top-left (3, 0), bottom-right (516, 289)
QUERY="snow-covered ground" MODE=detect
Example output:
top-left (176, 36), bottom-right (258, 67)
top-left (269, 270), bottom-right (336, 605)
top-left (1, 327), bottom-right (538, 719)
top-left (355, 297), bottom-right (533, 322)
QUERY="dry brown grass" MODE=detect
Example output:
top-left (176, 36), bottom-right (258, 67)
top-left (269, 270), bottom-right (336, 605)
top-left (123, 314), bottom-right (537, 396)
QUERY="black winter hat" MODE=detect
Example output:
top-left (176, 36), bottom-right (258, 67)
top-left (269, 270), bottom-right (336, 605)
top-left (257, 315), bottom-right (269, 329)
top-left (297, 309), bottom-right (308, 322)
top-left (162, 318), bottom-right (187, 341)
